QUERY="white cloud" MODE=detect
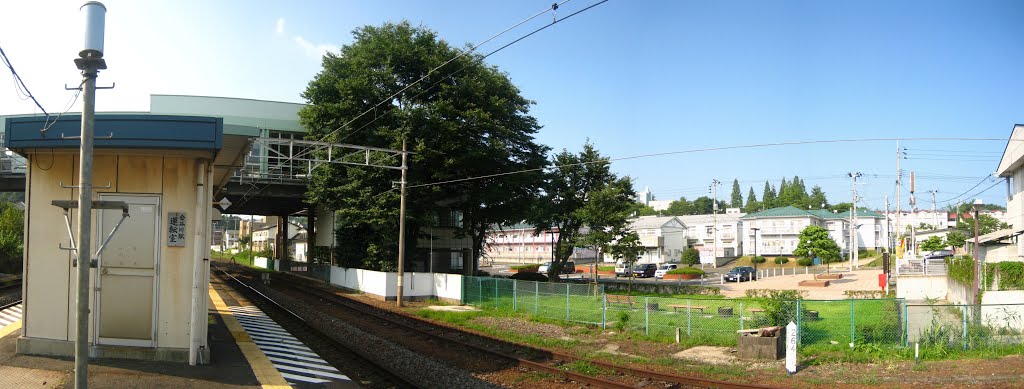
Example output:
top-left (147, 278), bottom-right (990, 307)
top-left (294, 36), bottom-right (338, 58)
top-left (276, 17), bottom-right (285, 35)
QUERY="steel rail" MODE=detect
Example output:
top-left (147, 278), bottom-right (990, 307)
top-left (280, 273), bottom-right (780, 389)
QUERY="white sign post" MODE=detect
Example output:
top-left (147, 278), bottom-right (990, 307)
top-left (786, 321), bottom-right (797, 375)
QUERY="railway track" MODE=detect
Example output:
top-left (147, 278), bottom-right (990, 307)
top-left (265, 269), bottom-right (778, 389)
top-left (212, 265), bottom-right (419, 388)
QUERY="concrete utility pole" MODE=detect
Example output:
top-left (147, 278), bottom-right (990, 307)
top-left (849, 172), bottom-right (862, 269)
top-left (396, 138), bottom-right (408, 307)
top-left (928, 189), bottom-right (939, 227)
top-left (895, 141), bottom-right (904, 258)
top-left (711, 179), bottom-right (721, 267)
top-left (74, 3), bottom-right (107, 388)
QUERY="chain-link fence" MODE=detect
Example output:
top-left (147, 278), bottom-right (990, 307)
top-left (463, 277), bottom-right (605, 325)
top-left (907, 303), bottom-right (1024, 352)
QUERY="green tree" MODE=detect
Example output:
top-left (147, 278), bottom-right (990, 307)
top-left (665, 197), bottom-right (693, 216)
top-left (634, 204), bottom-right (658, 216)
top-left (830, 202), bottom-right (853, 214)
top-left (744, 187), bottom-right (760, 213)
top-left (0, 202), bottom-right (24, 274)
top-left (531, 142), bottom-right (636, 280)
top-left (691, 196), bottom-right (724, 215)
top-left (793, 225), bottom-right (842, 273)
top-left (606, 230), bottom-right (644, 292)
top-left (919, 236), bottom-right (947, 252)
top-left (730, 178), bottom-right (743, 208)
top-left (575, 182), bottom-right (640, 277)
top-left (299, 22), bottom-right (549, 272)
top-left (808, 185), bottom-right (828, 209)
top-left (956, 214), bottom-right (1008, 237)
top-left (762, 181), bottom-right (777, 208)
top-left (946, 230), bottom-right (967, 249)
top-left (681, 247), bottom-right (700, 267)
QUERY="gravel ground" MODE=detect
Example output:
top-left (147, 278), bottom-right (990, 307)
top-left (242, 274), bottom-right (502, 389)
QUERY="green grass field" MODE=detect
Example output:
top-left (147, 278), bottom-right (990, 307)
top-left (462, 277), bottom-right (905, 348)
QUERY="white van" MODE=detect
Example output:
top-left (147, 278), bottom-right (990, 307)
top-left (654, 263), bottom-right (679, 279)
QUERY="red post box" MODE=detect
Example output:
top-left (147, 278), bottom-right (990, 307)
top-left (878, 273), bottom-right (886, 291)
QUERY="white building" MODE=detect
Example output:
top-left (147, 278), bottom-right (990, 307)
top-left (992, 123), bottom-right (1024, 260)
top-left (602, 216), bottom-right (686, 264)
top-left (677, 208), bottom-right (745, 262)
top-left (742, 206), bottom-right (886, 257)
top-left (483, 223), bottom-right (597, 263)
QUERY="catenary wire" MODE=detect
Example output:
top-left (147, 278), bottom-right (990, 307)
top-left (0, 45), bottom-right (48, 116)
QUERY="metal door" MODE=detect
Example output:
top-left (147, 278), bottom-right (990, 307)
top-left (94, 194), bottom-right (160, 347)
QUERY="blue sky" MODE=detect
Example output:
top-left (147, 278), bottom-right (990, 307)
top-left (1, 0), bottom-right (1021, 210)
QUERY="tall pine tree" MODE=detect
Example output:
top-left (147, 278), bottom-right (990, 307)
top-left (730, 178), bottom-right (743, 208)
top-left (762, 181), bottom-right (777, 208)
top-left (744, 187), bottom-right (759, 212)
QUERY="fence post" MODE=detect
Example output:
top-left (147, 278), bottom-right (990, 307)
top-left (602, 294), bottom-right (607, 330)
top-left (796, 299), bottom-right (802, 347)
top-left (513, 279), bottom-right (517, 311)
top-left (534, 281), bottom-right (539, 316)
top-left (739, 301), bottom-right (744, 331)
top-left (565, 284), bottom-right (570, 321)
top-left (687, 299), bottom-right (691, 336)
top-left (479, 278), bottom-right (483, 306)
top-left (903, 302), bottom-right (909, 347)
top-left (962, 304), bottom-right (968, 351)
top-left (645, 297), bottom-right (650, 336)
top-left (850, 299), bottom-right (855, 347)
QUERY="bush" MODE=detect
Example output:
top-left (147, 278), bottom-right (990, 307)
top-left (668, 267), bottom-right (705, 275)
top-left (751, 256), bottom-right (767, 264)
top-left (774, 257), bottom-right (789, 265)
top-left (745, 289), bottom-right (808, 327)
top-left (681, 248), bottom-right (700, 266)
top-left (797, 257), bottom-right (813, 266)
top-left (511, 264), bottom-right (540, 271)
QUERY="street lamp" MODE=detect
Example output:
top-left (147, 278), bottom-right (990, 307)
top-left (972, 198), bottom-right (982, 305)
top-left (751, 227), bottom-right (760, 276)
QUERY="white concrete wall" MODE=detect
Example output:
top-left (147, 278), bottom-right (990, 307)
top-left (981, 291), bottom-right (1024, 331)
top-left (896, 275), bottom-right (949, 300)
top-left (328, 267), bottom-right (462, 302)
top-left (946, 277), bottom-right (972, 305)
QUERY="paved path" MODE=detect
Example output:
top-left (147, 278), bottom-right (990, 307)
top-left (717, 269), bottom-right (886, 299)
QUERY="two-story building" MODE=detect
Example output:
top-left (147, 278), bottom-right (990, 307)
top-left (742, 206), bottom-right (886, 257)
top-left (677, 208), bottom-right (745, 263)
top-left (483, 223), bottom-right (597, 264)
top-left (627, 216), bottom-right (687, 263)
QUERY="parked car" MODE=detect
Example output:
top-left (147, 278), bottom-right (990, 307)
top-left (614, 261), bottom-right (630, 277)
top-left (724, 266), bottom-right (756, 282)
top-left (654, 263), bottom-right (679, 279)
top-left (538, 261), bottom-right (575, 274)
top-left (632, 263), bottom-right (658, 278)
top-left (924, 250), bottom-right (953, 260)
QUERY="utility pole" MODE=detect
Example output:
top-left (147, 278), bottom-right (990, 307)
top-left (396, 138), bottom-right (408, 307)
top-left (74, 3), bottom-right (107, 388)
top-left (711, 179), bottom-right (721, 268)
top-left (895, 141), bottom-right (905, 259)
top-left (928, 189), bottom-right (939, 228)
top-left (849, 172), bottom-right (862, 270)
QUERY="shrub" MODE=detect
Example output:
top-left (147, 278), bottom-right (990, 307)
top-left (668, 267), bottom-right (705, 275)
top-left (751, 256), bottom-right (767, 264)
top-left (745, 289), bottom-right (808, 327)
top-left (615, 311), bottom-right (630, 332)
top-left (797, 257), bottom-right (813, 266)
top-left (511, 264), bottom-right (540, 271)
top-left (681, 248), bottom-right (701, 266)
top-left (774, 257), bottom-right (789, 265)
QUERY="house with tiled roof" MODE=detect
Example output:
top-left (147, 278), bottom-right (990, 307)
top-left (741, 206), bottom-right (886, 260)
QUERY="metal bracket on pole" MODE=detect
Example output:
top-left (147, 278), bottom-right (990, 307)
top-left (61, 132), bottom-right (114, 140)
top-left (60, 181), bottom-right (112, 189)
top-left (52, 200), bottom-right (130, 268)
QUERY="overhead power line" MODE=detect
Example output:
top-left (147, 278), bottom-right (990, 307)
top-left (0, 45), bottom-right (48, 116)
top-left (407, 136), bottom-right (1014, 190)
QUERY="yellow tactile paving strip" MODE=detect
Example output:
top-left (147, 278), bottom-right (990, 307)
top-left (209, 284), bottom-right (291, 389)
top-left (0, 319), bottom-right (20, 339)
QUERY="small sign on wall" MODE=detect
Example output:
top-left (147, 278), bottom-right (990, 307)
top-left (168, 212), bottom-right (187, 247)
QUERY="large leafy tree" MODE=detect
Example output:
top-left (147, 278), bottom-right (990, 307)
top-left (793, 225), bottom-right (842, 273)
top-left (946, 230), bottom-right (967, 250)
top-left (531, 143), bottom-right (635, 280)
top-left (299, 22), bottom-right (548, 272)
top-left (665, 197), bottom-right (694, 216)
top-left (956, 214), bottom-right (1008, 237)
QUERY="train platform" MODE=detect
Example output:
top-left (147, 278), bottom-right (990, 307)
top-left (0, 276), bottom-right (354, 388)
